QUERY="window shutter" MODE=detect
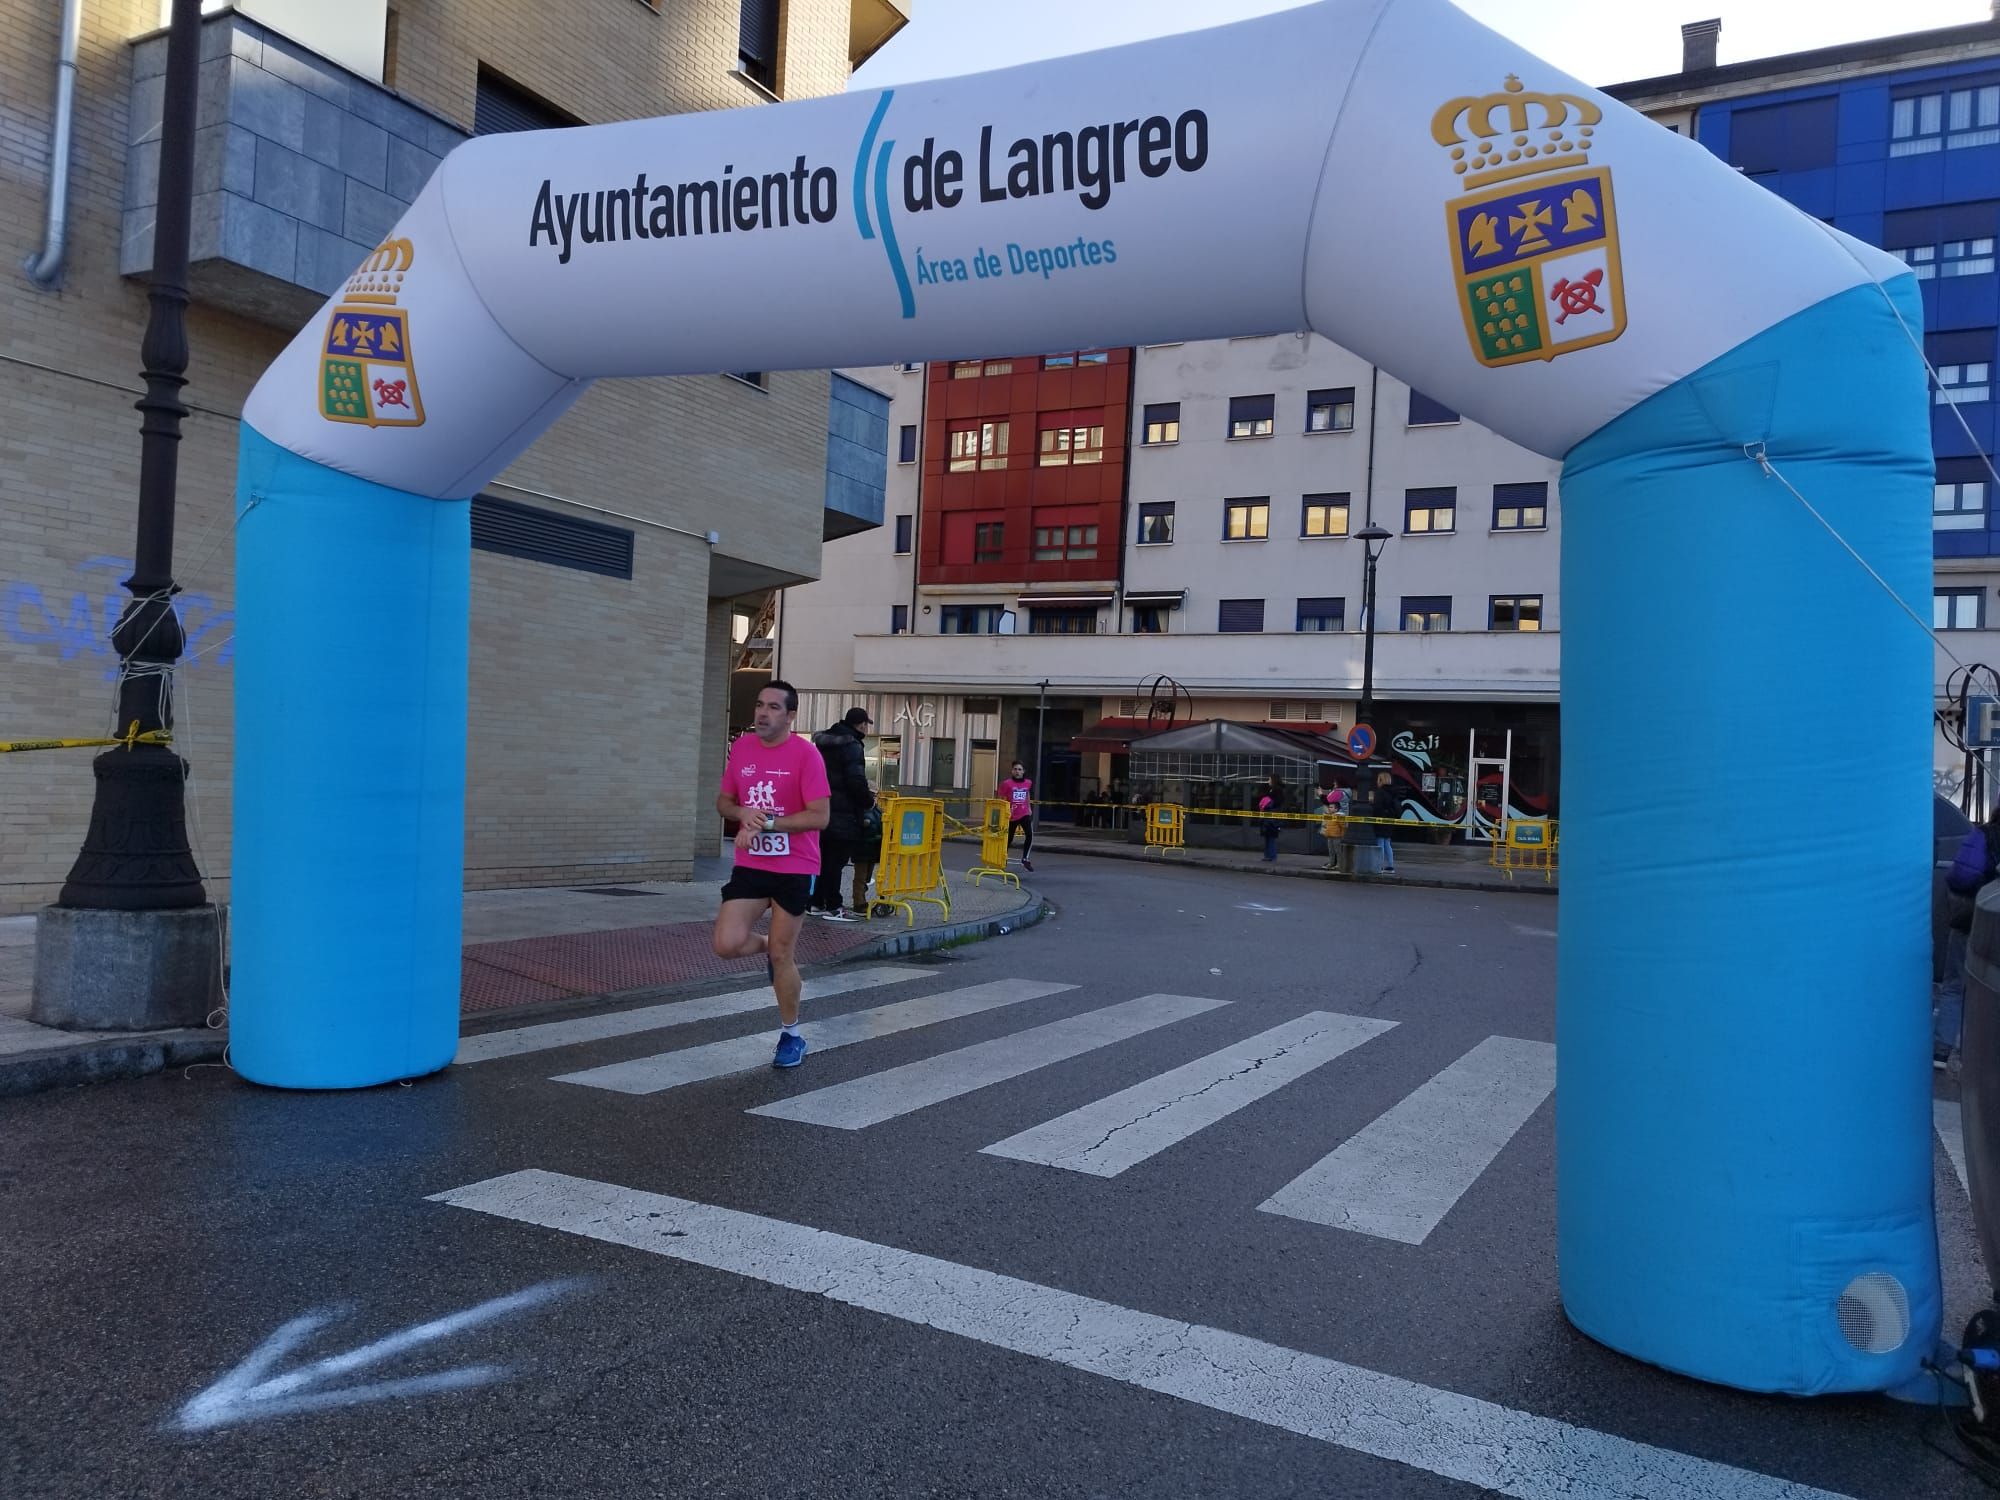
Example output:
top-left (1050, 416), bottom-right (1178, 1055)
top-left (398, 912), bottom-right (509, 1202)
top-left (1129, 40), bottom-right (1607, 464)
top-left (472, 495), bottom-right (633, 579)
top-left (474, 71), bottom-right (575, 136)
top-left (1218, 598), bottom-right (1265, 633)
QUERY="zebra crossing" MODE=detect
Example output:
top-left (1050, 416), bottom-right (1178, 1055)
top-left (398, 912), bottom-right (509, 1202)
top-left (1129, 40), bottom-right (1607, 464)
top-left (482, 966), bottom-right (1556, 1249)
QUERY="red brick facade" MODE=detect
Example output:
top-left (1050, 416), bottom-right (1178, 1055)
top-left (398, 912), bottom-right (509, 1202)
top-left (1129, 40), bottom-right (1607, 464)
top-left (918, 350), bottom-right (1133, 587)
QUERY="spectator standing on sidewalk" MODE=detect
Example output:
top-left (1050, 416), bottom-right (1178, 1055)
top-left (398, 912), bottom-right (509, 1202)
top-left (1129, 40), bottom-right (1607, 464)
top-left (851, 795), bottom-right (883, 915)
top-left (1941, 807), bottom-right (2000, 1064)
top-left (1370, 769), bottom-right (1400, 874)
top-left (999, 760), bottom-right (1036, 872)
top-left (808, 706), bottom-right (875, 922)
top-left (1258, 774), bottom-right (1287, 863)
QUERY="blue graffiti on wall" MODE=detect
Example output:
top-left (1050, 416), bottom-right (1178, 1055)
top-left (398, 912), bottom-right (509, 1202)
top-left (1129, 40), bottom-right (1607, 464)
top-left (2, 556), bottom-right (234, 680)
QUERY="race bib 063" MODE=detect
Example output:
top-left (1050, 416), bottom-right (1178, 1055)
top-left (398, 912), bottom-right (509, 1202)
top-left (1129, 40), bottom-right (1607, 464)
top-left (747, 830), bottom-right (791, 858)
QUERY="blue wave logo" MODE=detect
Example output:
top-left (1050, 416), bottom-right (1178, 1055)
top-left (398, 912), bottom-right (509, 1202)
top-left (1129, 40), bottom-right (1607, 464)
top-left (855, 90), bottom-right (916, 319)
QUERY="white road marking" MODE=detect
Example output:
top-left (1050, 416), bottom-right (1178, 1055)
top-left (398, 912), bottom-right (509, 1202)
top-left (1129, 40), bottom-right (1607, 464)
top-left (1237, 902), bottom-right (1290, 914)
top-left (456, 966), bottom-right (932, 1064)
top-left (433, 1170), bottom-right (1855, 1500)
top-left (1511, 925), bottom-right (1558, 939)
top-left (1260, 1035), bottom-right (1557, 1245)
top-left (552, 979), bottom-right (1074, 1095)
top-left (174, 1281), bottom-right (574, 1432)
top-left (1938, 1098), bottom-right (1971, 1197)
top-left (748, 994), bottom-right (1226, 1130)
top-left (982, 1011), bottom-right (1395, 1177)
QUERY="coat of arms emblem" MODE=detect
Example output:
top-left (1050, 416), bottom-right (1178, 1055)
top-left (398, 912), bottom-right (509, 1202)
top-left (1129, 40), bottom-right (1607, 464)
top-left (1435, 76), bottom-right (1627, 367)
top-left (319, 236), bottom-right (426, 427)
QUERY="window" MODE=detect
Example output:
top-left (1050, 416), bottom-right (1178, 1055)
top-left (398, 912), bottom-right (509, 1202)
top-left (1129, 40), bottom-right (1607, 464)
top-left (1893, 83), bottom-right (2000, 156)
top-left (1938, 363), bottom-right (1993, 405)
top-left (981, 359), bottom-right (1014, 375)
top-left (1937, 480), bottom-right (1988, 531)
top-left (1405, 487), bottom-right (1456, 534)
top-left (1143, 402), bottom-right (1181, 444)
top-left (1493, 482), bottom-right (1548, 530)
top-left (726, 371), bottom-right (767, 390)
top-left (1302, 493), bottom-right (1350, 538)
top-left (1040, 516), bottom-right (1104, 564)
top-left (1038, 414), bottom-right (1106, 466)
top-left (893, 514), bottom-right (913, 553)
top-left (737, 0), bottom-right (779, 90)
top-left (940, 605), bottom-right (1004, 633)
top-left (947, 420), bottom-right (1010, 470)
top-left (1269, 700), bottom-right (1324, 720)
top-left (1136, 502), bottom-right (1175, 546)
top-left (1408, 390), bottom-right (1459, 426)
top-left (941, 511), bottom-right (1004, 565)
top-left (1029, 606), bottom-right (1098, 634)
top-left (965, 697), bottom-right (1000, 714)
top-left (1895, 240), bottom-right (1997, 279)
top-left (1043, 351), bottom-right (1109, 368)
top-left (1218, 598), bottom-right (1266, 633)
top-left (951, 361), bottom-right (983, 379)
top-left (1726, 97), bottom-right (1837, 175)
top-left (931, 737), bottom-right (956, 789)
top-left (898, 425), bottom-right (917, 463)
top-left (891, 604), bottom-right (909, 634)
top-left (473, 69), bottom-right (581, 135)
top-left (1296, 597), bottom-right (1345, 632)
top-left (1228, 394), bottom-right (1275, 438)
top-left (974, 521), bottom-right (1004, 563)
top-left (1224, 498), bottom-right (1270, 540)
top-left (1401, 595), bottom-right (1452, 631)
top-left (1489, 594), bottom-right (1544, 631)
top-left (1131, 606), bottom-right (1167, 633)
top-left (1306, 387), bottom-right (1355, 433)
top-left (1937, 588), bottom-right (1985, 630)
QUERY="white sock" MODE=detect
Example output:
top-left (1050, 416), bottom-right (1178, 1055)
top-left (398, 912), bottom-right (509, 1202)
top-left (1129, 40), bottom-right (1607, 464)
top-left (781, 1021), bottom-right (801, 1038)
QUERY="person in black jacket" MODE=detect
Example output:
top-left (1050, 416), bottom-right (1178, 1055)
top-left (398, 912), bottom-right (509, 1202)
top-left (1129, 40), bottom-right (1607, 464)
top-left (809, 707), bottom-right (875, 920)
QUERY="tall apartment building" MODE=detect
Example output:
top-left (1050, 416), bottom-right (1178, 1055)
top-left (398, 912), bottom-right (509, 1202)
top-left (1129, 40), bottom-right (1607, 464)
top-left (1607, 13), bottom-right (2000, 795)
top-left (0, 0), bottom-right (905, 913)
top-left (780, 340), bottom-right (1563, 822)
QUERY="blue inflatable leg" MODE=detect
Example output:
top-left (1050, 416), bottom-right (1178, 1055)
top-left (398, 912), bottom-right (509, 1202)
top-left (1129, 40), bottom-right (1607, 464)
top-left (1557, 281), bottom-right (1940, 1393)
top-left (230, 424), bottom-right (467, 1088)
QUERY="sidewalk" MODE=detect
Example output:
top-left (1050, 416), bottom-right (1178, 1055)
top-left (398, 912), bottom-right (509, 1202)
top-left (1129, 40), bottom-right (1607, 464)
top-left (0, 857), bottom-right (1044, 1097)
top-left (1025, 824), bottom-right (1557, 895)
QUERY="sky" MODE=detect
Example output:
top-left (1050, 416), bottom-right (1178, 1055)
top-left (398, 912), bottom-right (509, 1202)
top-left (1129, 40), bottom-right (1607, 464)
top-left (851, 0), bottom-right (1993, 92)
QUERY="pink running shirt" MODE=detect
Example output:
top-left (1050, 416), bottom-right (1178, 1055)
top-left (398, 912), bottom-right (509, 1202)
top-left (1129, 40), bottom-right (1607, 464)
top-left (998, 778), bottom-right (1034, 822)
top-left (720, 731), bottom-right (830, 875)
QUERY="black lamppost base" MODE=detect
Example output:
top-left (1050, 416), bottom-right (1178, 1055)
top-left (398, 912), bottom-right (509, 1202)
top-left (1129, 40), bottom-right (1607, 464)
top-left (56, 747), bottom-right (207, 910)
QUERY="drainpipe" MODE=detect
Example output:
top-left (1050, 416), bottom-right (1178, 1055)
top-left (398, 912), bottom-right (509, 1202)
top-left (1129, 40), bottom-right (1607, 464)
top-left (25, 0), bottom-right (85, 287)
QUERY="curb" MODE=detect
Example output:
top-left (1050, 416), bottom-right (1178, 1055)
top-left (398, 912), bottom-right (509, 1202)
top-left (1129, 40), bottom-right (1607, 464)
top-left (1036, 839), bottom-right (1558, 896)
top-left (0, 1029), bottom-right (226, 1100)
top-left (0, 888), bottom-right (1051, 1101)
top-left (841, 885), bottom-right (1052, 960)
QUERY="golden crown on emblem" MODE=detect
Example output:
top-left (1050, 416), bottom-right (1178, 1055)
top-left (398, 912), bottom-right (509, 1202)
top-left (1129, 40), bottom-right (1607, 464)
top-left (1431, 76), bottom-right (1602, 191)
top-left (343, 236), bottom-right (415, 298)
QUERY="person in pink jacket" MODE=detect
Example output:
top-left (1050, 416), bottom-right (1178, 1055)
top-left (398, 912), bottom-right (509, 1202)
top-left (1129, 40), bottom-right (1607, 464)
top-left (997, 760), bottom-right (1035, 872)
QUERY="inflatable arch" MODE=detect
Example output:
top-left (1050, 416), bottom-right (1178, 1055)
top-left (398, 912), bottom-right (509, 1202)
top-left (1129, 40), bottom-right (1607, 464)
top-left (232, 0), bottom-right (1938, 1397)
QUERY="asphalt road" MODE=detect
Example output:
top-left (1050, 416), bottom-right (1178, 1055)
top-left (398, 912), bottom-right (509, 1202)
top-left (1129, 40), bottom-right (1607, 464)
top-left (0, 857), bottom-right (1985, 1499)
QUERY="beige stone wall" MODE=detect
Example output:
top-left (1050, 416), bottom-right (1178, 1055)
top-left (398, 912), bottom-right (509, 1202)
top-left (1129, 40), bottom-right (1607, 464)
top-left (0, 0), bottom-right (859, 912)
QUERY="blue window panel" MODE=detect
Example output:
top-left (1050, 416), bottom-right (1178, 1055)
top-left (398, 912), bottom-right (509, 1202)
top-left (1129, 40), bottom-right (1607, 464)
top-left (1840, 85), bottom-right (1893, 148)
top-left (1938, 277), bottom-right (2000, 333)
top-left (1937, 530), bottom-right (1992, 559)
top-left (1728, 97), bottom-right (1838, 173)
top-left (1886, 152), bottom-right (1950, 211)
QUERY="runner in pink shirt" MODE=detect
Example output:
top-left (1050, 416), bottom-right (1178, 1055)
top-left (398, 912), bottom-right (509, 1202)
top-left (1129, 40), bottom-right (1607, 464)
top-left (712, 680), bottom-right (830, 1068)
top-left (997, 760), bottom-right (1035, 873)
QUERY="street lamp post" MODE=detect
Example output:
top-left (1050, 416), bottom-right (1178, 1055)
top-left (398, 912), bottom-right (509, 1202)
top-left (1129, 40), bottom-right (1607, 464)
top-left (1354, 522), bottom-right (1392, 730)
top-left (32, 0), bottom-right (217, 1032)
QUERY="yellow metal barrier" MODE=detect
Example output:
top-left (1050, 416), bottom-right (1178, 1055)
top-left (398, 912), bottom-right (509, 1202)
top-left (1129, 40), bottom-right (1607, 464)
top-left (968, 798), bottom-right (1019, 888)
top-left (1490, 819), bottom-right (1558, 882)
top-left (868, 796), bottom-right (953, 926)
top-left (1143, 803), bottom-right (1186, 855)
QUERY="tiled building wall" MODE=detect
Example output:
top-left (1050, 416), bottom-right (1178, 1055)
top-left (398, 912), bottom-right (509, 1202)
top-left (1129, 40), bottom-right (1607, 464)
top-left (0, 0), bottom-right (860, 912)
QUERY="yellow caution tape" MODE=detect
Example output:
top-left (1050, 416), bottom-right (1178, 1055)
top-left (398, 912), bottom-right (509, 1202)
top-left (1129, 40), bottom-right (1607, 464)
top-left (0, 722), bottom-right (172, 754)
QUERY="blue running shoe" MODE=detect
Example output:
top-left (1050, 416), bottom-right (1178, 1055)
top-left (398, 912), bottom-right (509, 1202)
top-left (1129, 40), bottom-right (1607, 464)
top-left (773, 1031), bottom-right (807, 1069)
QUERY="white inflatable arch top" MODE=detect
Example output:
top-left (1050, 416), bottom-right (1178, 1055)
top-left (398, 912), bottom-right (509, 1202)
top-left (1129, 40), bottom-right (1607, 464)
top-left (230, 0), bottom-right (1939, 1399)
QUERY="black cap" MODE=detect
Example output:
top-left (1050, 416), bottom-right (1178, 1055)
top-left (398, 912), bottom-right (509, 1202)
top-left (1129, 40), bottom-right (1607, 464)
top-left (844, 706), bottom-right (874, 729)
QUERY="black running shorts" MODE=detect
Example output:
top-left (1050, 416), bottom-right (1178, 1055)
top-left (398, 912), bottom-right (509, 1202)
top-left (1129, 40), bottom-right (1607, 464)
top-left (720, 866), bottom-right (813, 917)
